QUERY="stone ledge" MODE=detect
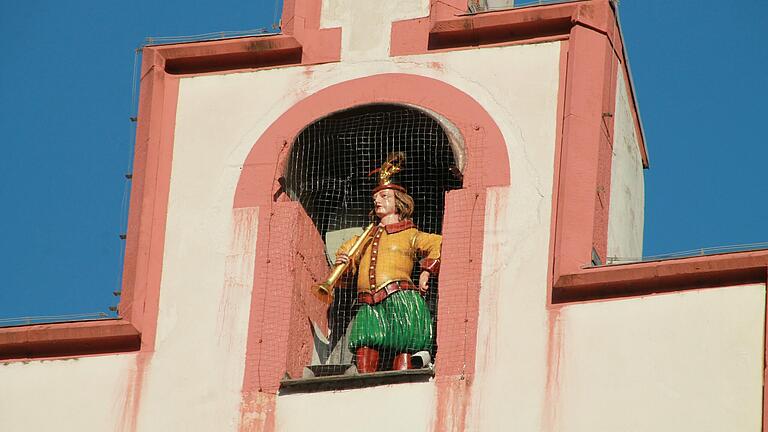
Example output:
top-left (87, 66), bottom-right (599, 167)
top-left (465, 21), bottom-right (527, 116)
top-left (279, 367), bottom-right (434, 395)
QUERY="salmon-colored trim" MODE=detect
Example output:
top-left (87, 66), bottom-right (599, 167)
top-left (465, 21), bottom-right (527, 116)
top-left (394, 0), bottom-right (567, 55)
top-left (233, 74), bottom-right (509, 208)
top-left (280, 0), bottom-right (341, 64)
top-left (431, 0), bottom-right (467, 20)
top-left (0, 320), bottom-right (140, 360)
top-left (552, 249), bottom-right (768, 303)
top-left (551, 23), bottom-right (617, 281)
top-left (149, 35), bottom-right (304, 75)
top-left (233, 73), bottom-right (509, 431)
top-left (119, 49), bottom-right (180, 353)
top-left (592, 26), bottom-right (620, 265)
top-left (137, 0), bottom-right (343, 77)
top-left (393, 0), bottom-right (605, 53)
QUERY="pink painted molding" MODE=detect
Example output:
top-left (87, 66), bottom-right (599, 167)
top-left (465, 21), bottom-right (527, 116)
top-left (155, 35), bottom-right (304, 75)
top-left (0, 320), bottom-right (140, 360)
top-left (553, 250), bottom-right (768, 303)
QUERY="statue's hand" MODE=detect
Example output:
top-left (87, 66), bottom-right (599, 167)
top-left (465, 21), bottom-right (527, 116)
top-left (418, 271), bottom-right (430, 293)
top-left (335, 253), bottom-right (350, 266)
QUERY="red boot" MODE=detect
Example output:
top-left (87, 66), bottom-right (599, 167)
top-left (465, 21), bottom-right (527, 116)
top-left (356, 347), bottom-right (379, 373)
top-left (392, 353), bottom-right (412, 371)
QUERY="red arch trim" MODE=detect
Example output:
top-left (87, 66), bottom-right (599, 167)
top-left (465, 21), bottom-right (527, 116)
top-left (234, 73), bottom-right (509, 208)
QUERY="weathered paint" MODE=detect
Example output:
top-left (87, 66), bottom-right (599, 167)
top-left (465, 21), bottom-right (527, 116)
top-left (130, 179), bottom-right (262, 428)
top-left (607, 68), bottom-right (644, 262)
top-left (555, 284), bottom-right (765, 431)
top-left (468, 185), bottom-right (557, 431)
top-left (118, 352), bottom-right (152, 432)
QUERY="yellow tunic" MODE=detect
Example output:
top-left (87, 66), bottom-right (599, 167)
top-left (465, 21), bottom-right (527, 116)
top-left (337, 220), bottom-right (441, 293)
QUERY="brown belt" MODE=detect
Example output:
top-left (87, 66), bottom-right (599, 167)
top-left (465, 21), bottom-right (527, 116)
top-left (358, 280), bottom-right (419, 305)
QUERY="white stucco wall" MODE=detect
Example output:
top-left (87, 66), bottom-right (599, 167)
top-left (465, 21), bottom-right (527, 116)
top-left (0, 354), bottom-right (137, 432)
top-left (607, 68), bottom-right (645, 262)
top-left (555, 284), bottom-right (766, 432)
top-left (276, 382), bottom-right (434, 431)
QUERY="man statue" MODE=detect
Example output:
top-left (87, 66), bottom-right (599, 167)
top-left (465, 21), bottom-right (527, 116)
top-left (335, 153), bottom-right (442, 373)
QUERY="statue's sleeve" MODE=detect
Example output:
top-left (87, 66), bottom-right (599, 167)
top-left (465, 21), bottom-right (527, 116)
top-left (414, 231), bottom-right (442, 276)
top-left (336, 235), bottom-right (361, 268)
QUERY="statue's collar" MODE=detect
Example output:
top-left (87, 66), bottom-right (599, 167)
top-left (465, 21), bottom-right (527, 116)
top-left (382, 219), bottom-right (416, 234)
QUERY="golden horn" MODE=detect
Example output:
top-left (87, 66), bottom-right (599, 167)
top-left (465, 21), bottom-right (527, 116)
top-left (314, 223), bottom-right (377, 296)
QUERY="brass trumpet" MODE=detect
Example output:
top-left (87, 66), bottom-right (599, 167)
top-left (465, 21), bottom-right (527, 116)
top-left (314, 222), bottom-right (377, 296)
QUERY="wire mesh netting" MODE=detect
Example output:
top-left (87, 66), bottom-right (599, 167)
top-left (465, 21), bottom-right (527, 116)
top-left (284, 104), bottom-right (463, 374)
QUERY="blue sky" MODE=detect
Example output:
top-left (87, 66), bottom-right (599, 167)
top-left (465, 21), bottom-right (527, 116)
top-left (0, 1), bottom-right (765, 322)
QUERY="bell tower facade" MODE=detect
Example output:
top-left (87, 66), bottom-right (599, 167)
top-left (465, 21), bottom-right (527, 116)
top-left (3, 1), bottom-right (765, 432)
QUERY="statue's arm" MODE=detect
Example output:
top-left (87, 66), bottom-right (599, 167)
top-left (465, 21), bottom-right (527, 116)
top-left (414, 231), bottom-right (442, 277)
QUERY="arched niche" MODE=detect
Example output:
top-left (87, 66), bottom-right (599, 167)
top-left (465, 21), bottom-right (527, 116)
top-left (233, 73), bottom-right (510, 397)
top-left (283, 103), bottom-right (464, 366)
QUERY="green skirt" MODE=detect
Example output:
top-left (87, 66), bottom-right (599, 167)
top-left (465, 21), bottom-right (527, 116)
top-left (349, 290), bottom-right (433, 353)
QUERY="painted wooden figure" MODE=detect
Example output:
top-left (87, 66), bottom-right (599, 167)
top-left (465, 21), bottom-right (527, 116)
top-left (334, 153), bottom-right (442, 373)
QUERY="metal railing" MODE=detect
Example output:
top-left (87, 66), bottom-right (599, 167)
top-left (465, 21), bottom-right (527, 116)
top-left (0, 312), bottom-right (111, 328)
top-left (605, 242), bottom-right (768, 266)
top-left (144, 27), bottom-right (278, 46)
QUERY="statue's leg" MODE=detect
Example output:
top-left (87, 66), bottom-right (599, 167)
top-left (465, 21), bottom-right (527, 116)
top-left (392, 353), bottom-right (411, 370)
top-left (382, 291), bottom-right (431, 371)
top-left (356, 347), bottom-right (379, 373)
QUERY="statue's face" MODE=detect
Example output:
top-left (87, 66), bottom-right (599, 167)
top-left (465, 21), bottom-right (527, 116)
top-left (373, 189), bottom-right (397, 219)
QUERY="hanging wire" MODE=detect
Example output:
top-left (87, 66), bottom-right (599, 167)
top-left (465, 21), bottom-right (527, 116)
top-left (105, 47), bottom-right (144, 319)
top-left (144, 27), bottom-right (277, 46)
top-left (273, 0), bottom-right (282, 30)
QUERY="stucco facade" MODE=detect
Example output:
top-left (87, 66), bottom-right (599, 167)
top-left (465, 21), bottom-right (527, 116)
top-left (1, 1), bottom-right (765, 432)
top-left (607, 69), bottom-right (645, 262)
